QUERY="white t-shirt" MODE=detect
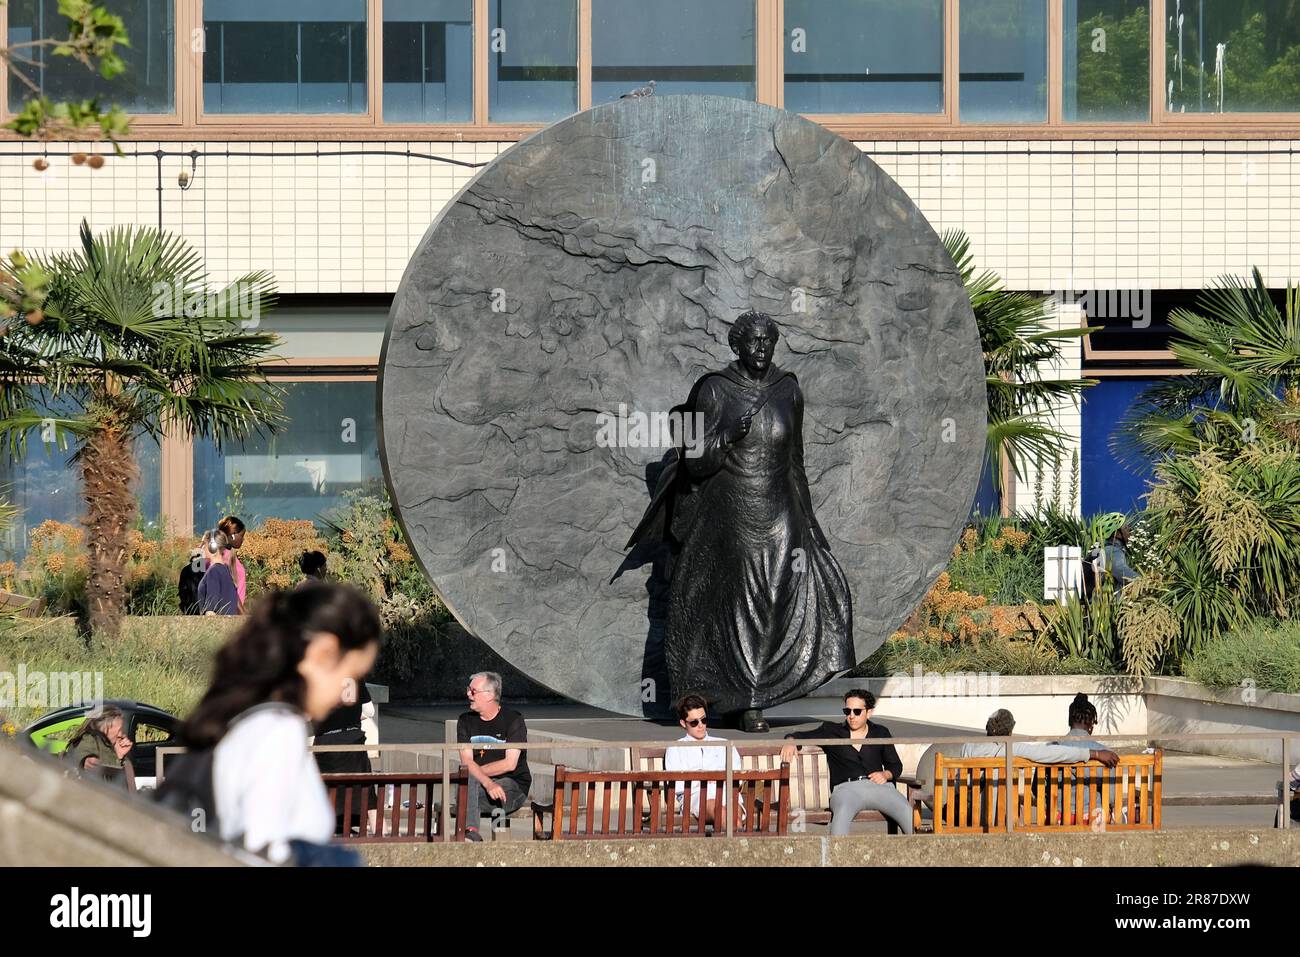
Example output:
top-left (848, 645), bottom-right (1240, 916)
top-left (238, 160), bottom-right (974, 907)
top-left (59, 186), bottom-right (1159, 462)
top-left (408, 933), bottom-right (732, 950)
top-left (213, 707), bottom-right (335, 864)
top-left (663, 734), bottom-right (743, 816)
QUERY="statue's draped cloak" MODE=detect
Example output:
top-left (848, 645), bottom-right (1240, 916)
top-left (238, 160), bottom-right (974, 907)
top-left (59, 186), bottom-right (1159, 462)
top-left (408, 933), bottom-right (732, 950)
top-left (627, 362), bottom-right (854, 712)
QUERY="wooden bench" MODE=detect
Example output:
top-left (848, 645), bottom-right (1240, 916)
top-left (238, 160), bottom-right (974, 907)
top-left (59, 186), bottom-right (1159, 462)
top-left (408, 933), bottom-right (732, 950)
top-left (931, 752), bottom-right (1163, 833)
top-left (538, 764), bottom-right (789, 839)
top-left (326, 767), bottom-right (542, 842)
top-left (323, 772), bottom-right (443, 842)
top-left (631, 744), bottom-right (919, 831)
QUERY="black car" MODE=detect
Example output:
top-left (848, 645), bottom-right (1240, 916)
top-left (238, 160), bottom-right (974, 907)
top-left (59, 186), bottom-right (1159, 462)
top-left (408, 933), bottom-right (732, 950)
top-left (23, 700), bottom-right (182, 779)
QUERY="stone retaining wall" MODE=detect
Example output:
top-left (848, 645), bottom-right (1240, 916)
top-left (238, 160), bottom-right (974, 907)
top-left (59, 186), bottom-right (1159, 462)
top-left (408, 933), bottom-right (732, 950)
top-left (359, 829), bottom-right (1298, 868)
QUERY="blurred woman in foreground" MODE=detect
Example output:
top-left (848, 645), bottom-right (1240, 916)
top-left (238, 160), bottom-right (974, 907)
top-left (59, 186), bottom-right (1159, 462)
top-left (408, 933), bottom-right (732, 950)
top-left (175, 581), bottom-right (382, 865)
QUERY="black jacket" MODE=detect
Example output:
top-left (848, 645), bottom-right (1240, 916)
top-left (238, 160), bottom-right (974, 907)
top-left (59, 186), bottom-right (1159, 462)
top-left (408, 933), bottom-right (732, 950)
top-left (786, 721), bottom-right (903, 790)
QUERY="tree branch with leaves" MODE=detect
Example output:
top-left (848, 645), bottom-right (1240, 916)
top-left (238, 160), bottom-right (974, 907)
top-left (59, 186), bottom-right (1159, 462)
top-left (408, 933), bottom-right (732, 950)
top-left (0, 0), bottom-right (131, 151)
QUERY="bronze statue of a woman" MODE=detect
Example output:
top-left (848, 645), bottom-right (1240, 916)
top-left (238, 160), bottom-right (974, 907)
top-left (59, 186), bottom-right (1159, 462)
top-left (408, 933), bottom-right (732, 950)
top-left (626, 311), bottom-right (854, 731)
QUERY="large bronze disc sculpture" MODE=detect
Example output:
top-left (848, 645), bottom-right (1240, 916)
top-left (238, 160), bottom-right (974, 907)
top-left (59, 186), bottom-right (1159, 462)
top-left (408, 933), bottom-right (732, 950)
top-left (380, 95), bottom-right (986, 717)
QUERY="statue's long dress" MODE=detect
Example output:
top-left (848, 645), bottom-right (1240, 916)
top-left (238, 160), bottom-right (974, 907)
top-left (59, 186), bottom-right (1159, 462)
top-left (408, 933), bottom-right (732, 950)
top-left (652, 363), bottom-right (854, 713)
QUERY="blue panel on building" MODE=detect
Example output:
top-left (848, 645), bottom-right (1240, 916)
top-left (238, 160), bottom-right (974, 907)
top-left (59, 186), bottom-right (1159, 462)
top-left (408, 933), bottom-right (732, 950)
top-left (1081, 377), bottom-right (1159, 516)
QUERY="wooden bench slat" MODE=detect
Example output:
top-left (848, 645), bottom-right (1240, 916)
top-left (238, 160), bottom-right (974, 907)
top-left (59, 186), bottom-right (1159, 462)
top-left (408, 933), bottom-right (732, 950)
top-left (931, 753), bottom-right (1164, 834)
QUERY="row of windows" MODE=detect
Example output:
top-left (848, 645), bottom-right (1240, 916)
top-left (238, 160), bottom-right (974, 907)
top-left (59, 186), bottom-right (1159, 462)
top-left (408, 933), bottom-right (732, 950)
top-left (0, 381), bottom-right (382, 556)
top-left (4, 1), bottom-right (1300, 128)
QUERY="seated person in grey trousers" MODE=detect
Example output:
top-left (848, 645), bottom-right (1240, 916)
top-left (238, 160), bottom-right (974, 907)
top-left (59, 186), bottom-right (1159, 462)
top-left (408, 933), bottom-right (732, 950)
top-left (780, 689), bottom-right (913, 835)
top-left (457, 671), bottom-right (531, 842)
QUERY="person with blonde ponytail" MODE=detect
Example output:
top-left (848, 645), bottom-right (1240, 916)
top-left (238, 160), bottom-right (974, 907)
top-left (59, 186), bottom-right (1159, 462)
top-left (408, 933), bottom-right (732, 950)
top-left (196, 529), bottom-right (240, 615)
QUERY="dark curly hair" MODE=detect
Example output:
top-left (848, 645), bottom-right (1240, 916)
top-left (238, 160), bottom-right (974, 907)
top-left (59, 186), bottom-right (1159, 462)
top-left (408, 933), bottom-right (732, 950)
top-left (675, 693), bottom-right (709, 720)
top-left (986, 709), bottom-right (1016, 737)
top-left (1068, 692), bottom-right (1098, 728)
top-left (728, 310), bottom-right (779, 353)
top-left (844, 689), bottom-right (876, 710)
top-left (180, 581), bottom-right (382, 749)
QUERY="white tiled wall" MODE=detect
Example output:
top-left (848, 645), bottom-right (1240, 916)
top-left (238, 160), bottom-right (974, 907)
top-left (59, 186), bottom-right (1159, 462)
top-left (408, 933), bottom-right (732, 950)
top-left (3, 138), bottom-right (1299, 294)
top-left (864, 139), bottom-right (1300, 292)
top-left (0, 140), bottom-right (511, 293)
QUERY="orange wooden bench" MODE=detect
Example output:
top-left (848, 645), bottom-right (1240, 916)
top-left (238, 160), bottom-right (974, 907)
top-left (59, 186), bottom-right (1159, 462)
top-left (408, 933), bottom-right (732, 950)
top-left (931, 752), bottom-right (1163, 833)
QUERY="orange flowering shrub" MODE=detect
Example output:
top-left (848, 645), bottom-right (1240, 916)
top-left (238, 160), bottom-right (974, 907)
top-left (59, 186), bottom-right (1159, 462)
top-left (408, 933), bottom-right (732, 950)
top-left (897, 572), bottom-right (1043, 645)
top-left (10, 498), bottom-right (435, 619)
top-left (20, 520), bottom-right (90, 613)
top-left (239, 518), bottom-right (328, 594)
top-left (991, 527), bottom-right (1031, 552)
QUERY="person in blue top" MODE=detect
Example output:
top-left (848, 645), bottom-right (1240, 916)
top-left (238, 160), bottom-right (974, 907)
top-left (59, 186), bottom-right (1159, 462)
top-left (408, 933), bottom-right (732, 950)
top-left (197, 529), bottom-right (241, 615)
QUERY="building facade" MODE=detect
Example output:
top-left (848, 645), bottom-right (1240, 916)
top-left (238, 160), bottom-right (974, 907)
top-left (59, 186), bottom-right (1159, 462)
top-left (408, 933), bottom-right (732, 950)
top-left (1, 0), bottom-right (1297, 549)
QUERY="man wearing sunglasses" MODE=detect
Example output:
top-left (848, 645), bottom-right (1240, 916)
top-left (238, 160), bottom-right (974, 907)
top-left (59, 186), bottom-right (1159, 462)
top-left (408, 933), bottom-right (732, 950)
top-left (664, 694), bottom-right (744, 827)
top-left (780, 689), bottom-right (912, 835)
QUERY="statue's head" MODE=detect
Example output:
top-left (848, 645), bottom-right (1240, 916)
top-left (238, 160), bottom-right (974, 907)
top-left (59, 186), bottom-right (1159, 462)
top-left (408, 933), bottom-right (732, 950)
top-left (728, 310), bottom-right (779, 376)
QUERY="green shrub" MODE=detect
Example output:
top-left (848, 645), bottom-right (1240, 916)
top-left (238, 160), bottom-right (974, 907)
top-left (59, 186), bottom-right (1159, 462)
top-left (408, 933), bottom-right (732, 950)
top-left (1120, 443), bottom-right (1300, 674)
top-left (319, 490), bottom-right (443, 624)
top-left (0, 610), bottom-right (452, 728)
top-left (1038, 586), bottom-right (1123, 671)
top-left (1181, 618), bottom-right (1300, 695)
top-left (946, 545), bottom-right (1041, 605)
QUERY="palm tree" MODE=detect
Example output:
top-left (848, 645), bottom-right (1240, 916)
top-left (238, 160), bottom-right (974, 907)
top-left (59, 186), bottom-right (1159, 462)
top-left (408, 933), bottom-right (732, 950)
top-left (0, 220), bottom-right (285, 637)
top-left (942, 229), bottom-right (1097, 502)
top-left (1115, 267), bottom-right (1300, 465)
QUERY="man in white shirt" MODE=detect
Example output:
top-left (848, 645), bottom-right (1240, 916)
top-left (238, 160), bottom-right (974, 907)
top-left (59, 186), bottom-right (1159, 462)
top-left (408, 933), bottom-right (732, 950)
top-left (663, 694), bottom-right (743, 827)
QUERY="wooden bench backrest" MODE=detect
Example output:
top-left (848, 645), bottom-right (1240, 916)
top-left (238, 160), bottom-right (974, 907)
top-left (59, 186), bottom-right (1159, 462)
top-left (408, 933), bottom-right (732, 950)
top-left (552, 765), bottom-right (790, 839)
top-left (631, 744), bottom-right (831, 811)
top-left (322, 772), bottom-right (441, 843)
top-left (933, 753), bottom-right (1163, 833)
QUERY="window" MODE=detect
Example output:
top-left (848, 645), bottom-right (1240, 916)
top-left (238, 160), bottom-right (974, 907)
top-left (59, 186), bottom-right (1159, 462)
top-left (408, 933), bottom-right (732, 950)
top-left (783, 0), bottom-right (943, 114)
top-left (1166, 0), bottom-right (1300, 113)
top-left (6, 0), bottom-right (174, 114)
top-left (132, 720), bottom-right (175, 744)
top-left (203, 0), bottom-right (367, 114)
top-left (0, 434), bottom-right (161, 558)
top-left (960, 0), bottom-right (1048, 122)
top-left (591, 0), bottom-right (755, 104)
top-left (1065, 0), bottom-right (1151, 121)
top-left (383, 0), bottom-right (473, 122)
top-left (193, 381), bottom-right (383, 532)
top-left (488, 0), bottom-right (578, 122)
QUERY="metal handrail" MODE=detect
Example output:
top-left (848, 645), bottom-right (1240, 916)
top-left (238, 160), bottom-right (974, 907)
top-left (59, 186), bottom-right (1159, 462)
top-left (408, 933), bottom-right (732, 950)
top-left (156, 730), bottom-right (1298, 838)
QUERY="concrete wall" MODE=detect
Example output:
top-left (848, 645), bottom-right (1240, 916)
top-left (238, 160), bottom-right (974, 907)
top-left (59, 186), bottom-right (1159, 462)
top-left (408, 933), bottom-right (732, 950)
top-left (0, 740), bottom-right (250, 867)
top-left (1147, 677), bottom-right (1300, 763)
top-left (778, 675), bottom-right (1299, 762)
top-left (775, 675), bottom-right (1148, 737)
top-left (360, 828), bottom-right (1299, 867)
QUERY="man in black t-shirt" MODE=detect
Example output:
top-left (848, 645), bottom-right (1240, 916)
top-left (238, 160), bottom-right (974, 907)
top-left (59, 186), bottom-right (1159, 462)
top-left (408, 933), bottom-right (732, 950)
top-left (456, 671), bottom-right (531, 841)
